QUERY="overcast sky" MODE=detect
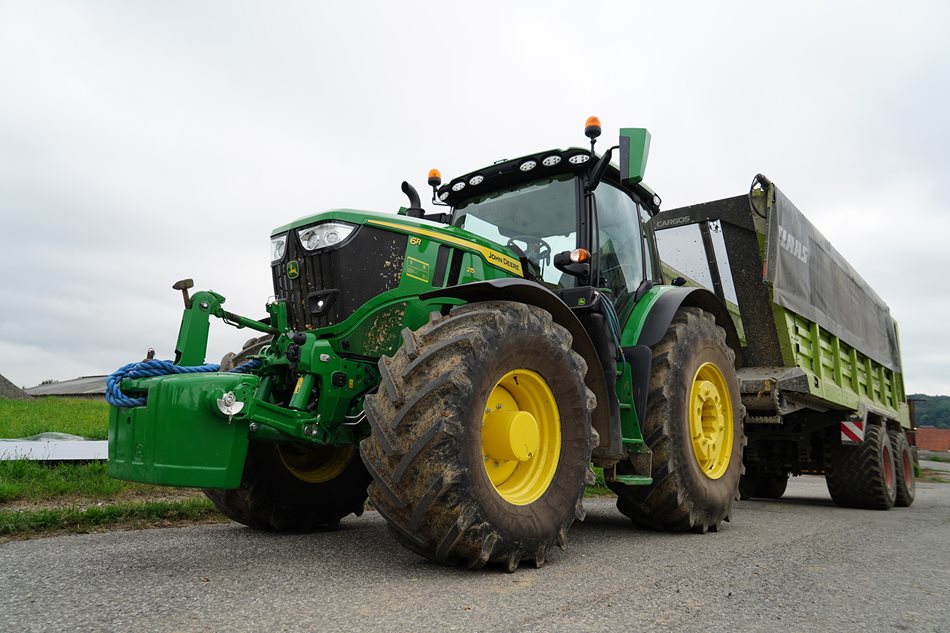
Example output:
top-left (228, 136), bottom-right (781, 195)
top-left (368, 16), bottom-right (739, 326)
top-left (1, 1), bottom-right (948, 395)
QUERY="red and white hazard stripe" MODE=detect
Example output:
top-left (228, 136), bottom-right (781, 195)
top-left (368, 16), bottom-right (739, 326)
top-left (841, 419), bottom-right (865, 444)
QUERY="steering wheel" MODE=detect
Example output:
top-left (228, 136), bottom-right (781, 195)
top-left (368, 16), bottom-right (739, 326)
top-left (505, 235), bottom-right (552, 266)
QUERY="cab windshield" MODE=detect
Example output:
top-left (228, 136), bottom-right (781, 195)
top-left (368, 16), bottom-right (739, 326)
top-left (452, 175), bottom-right (577, 287)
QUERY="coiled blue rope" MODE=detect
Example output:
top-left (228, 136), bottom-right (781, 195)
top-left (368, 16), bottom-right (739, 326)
top-left (106, 358), bottom-right (261, 408)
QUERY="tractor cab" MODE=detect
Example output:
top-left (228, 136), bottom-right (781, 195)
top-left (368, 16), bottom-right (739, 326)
top-left (436, 122), bottom-right (662, 322)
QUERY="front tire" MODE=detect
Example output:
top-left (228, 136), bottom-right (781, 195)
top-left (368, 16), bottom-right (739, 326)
top-left (609, 307), bottom-right (745, 533)
top-left (360, 301), bottom-right (596, 570)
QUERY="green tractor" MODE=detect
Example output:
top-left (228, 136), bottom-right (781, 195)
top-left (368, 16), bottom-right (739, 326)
top-left (108, 118), bottom-right (745, 570)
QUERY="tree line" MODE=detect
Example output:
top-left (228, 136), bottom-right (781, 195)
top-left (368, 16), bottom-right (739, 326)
top-left (910, 394), bottom-right (950, 428)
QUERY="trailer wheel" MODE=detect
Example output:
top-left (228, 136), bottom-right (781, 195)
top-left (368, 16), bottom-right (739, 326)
top-left (203, 440), bottom-right (371, 531)
top-left (360, 301), bottom-right (596, 570)
top-left (609, 307), bottom-right (744, 533)
top-left (826, 423), bottom-right (896, 510)
top-left (887, 428), bottom-right (915, 507)
top-left (739, 471), bottom-right (788, 499)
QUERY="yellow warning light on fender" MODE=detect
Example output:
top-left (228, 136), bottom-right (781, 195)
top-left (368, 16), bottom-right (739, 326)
top-left (428, 169), bottom-right (442, 187)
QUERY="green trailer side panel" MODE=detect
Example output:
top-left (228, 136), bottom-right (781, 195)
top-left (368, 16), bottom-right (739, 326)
top-left (773, 304), bottom-right (909, 426)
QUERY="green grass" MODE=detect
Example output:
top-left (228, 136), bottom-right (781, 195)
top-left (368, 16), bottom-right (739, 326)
top-left (0, 397), bottom-right (109, 439)
top-left (928, 455), bottom-right (950, 463)
top-left (0, 497), bottom-right (219, 536)
top-left (0, 460), bottom-right (160, 503)
top-left (586, 467), bottom-right (617, 497)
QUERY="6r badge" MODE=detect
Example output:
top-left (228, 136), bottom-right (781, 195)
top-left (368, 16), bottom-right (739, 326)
top-left (286, 260), bottom-right (299, 279)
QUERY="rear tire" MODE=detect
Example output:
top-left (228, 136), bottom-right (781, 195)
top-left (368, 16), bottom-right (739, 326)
top-left (888, 428), bottom-right (915, 507)
top-left (609, 307), bottom-right (745, 533)
top-left (360, 301), bottom-right (596, 570)
top-left (826, 423), bottom-right (896, 510)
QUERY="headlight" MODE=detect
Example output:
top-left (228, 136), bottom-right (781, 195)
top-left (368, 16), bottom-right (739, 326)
top-left (297, 221), bottom-right (356, 252)
top-left (271, 235), bottom-right (287, 262)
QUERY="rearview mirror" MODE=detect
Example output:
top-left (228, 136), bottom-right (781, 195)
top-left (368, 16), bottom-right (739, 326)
top-left (553, 250), bottom-right (590, 283)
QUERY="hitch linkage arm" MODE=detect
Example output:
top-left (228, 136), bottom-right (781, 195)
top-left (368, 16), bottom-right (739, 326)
top-left (171, 280), bottom-right (287, 366)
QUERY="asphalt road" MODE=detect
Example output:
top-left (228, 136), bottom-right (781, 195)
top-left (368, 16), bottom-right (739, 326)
top-left (2, 477), bottom-right (948, 633)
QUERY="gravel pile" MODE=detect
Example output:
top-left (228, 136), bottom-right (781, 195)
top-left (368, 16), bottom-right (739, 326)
top-left (0, 373), bottom-right (29, 400)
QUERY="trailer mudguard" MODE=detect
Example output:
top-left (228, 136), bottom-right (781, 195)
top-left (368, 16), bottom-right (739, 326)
top-left (421, 279), bottom-right (622, 462)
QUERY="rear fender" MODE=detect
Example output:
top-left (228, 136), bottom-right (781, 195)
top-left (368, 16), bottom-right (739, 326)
top-left (636, 287), bottom-right (742, 363)
top-left (623, 287), bottom-right (743, 426)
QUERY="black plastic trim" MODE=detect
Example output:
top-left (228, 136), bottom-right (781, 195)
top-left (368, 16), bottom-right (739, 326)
top-left (622, 345), bottom-right (652, 423)
top-left (432, 245), bottom-right (450, 288)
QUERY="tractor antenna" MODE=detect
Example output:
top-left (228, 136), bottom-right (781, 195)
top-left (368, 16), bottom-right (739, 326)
top-left (585, 116), bottom-right (602, 155)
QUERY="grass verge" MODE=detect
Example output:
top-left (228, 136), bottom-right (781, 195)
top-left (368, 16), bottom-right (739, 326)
top-left (0, 397), bottom-right (109, 439)
top-left (0, 497), bottom-right (222, 538)
top-left (586, 467), bottom-right (616, 497)
top-left (919, 468), bottom-right (950, 484)
top-left (0, 459), bottom-right (225, 539)
top-left (0, 460), bottom-right (163, 503)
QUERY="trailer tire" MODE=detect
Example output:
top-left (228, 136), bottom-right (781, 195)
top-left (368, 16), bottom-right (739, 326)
top-left (203, 440), bottom-right (371, 531)
top-left (360, 301), bottom-right (596, 570)
top-left (739, 471), bottom-right (788, 499)
top-left (887, 428), bottom-right (915, 507)
top-left (609, 307), bottom-right (745, 533)
top-left (826, 423), bottom-right (896, 510)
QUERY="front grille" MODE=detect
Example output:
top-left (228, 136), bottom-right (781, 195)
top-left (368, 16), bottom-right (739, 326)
top-left (272, 225), bottom-right (408, 331)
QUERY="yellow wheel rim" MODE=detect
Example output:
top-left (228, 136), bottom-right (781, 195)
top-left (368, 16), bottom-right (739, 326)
top-left (481, 369), bottom-right (561, 506)
top-left (688, 362), bottom-right (734, 480)
top-left (278, 443), bottom-right (354, 483)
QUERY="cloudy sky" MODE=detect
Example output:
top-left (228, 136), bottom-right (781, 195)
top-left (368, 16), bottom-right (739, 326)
top-left (2, 1), bottom-right (948, 395)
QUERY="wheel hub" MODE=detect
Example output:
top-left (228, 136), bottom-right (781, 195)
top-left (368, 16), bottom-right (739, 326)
top-left (482, 410), bottom-right (540, 462)
top-left (481, 369), bottom-right (560, 506)
top-left (279, 443), bottom-right (354, 483)
top-left (688, 363), bottom-right (734, 480)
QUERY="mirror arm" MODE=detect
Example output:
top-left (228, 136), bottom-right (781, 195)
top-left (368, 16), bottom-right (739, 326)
top-left (586, 145), bottom-right (618, 193)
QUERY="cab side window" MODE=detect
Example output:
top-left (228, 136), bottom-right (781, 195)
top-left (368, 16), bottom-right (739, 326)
top-left (593, 184), bottom-right (646, 313)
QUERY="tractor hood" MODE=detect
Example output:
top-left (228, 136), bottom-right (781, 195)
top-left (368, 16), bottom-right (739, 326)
top-left (271, 208), bottom-right (524, 278)
top-left (268, 208), bottom-right (524, 333)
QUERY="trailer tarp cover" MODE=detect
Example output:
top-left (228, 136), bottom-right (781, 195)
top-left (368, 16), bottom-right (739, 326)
top-left (764, 186), bottom-right (901, 372)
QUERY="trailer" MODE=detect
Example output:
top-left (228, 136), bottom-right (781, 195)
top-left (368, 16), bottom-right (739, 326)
top-left (652, 174), bottom-right (914, 508)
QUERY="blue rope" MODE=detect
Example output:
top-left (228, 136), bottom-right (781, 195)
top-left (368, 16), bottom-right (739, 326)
top-left (230, 359), bottom-right (261, 374)
top-left (106, 358), bottom-right (262, 408)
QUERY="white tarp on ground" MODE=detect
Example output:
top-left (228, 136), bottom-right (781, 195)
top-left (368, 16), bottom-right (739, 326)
top-left (0, 433), bottom-right (107, 461)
